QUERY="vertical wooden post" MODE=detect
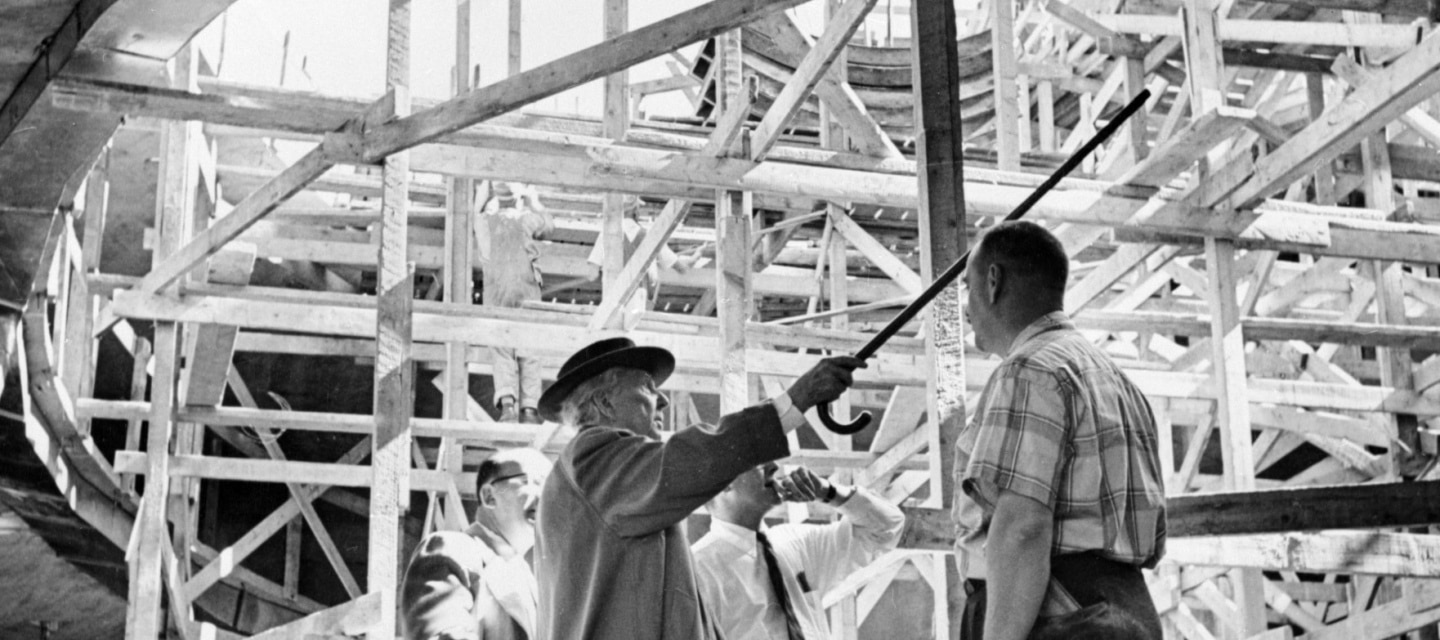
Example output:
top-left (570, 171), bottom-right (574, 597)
top-left (717, 187), bottom-right (751, 415)
top-left (1305, 73), bottom-right (1336, 205)
top-left (990, 0), bottom-right (1020, 170)
top-left (600, 0), bottom-right (630, 326)
top-left (1205, 238), bottom-right (1267, 638)
top-left (507, 0), bottom-right (522, 77)
top-left (1123, 57), bottom-right (1149, 161)
top-left (1037, 80), bottom-right (1055, 152)
top-left (439, 0), bottom-right (474, 529)
top-left (128, 43), bottom-right (201, 637)
top-left (371, 1), bottom-right (414, 636)
top-left (1182, 0), bottom-right (1225, 115)
top-left (716, 25), bottom-right (749, 415)
top-left (284, 516), bottom-right (302, 600)
top-left (127, 322), bottom-right (180, 640)
top-left (912, 0), bottom-right (968, 635)
top-left (1363, 124), bottom-right (1421, 479)
top-left (821, 0), bottom-right (853, 476)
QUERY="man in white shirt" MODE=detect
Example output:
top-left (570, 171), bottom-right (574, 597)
top-left (693, 463), bottom-right (905, 640)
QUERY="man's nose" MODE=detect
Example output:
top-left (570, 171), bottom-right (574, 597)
top-left (656, 392), bottom-right (670, 411)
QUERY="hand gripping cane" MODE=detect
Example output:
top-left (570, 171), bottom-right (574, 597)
top-left (816, 88), bottom-right (1152, 435)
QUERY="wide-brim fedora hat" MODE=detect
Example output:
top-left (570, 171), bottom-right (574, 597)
top-left (537, 337), bottom-right (675, 422)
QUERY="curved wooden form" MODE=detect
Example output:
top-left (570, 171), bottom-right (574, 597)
top-left (16, 229), bottom-right (322, 634)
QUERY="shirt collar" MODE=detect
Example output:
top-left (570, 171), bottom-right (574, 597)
top-left (709, 518), bottom-right (763, 554)
top-left (1007, 311), bottom-right (1073, 354)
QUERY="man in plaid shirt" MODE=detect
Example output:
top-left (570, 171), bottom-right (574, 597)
top-left (955, 221), bottom-right (1167, 640)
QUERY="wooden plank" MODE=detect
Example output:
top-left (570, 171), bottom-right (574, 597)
top-left (363, 0), bottom-right (808, 160)
top-left (586, 85), bottom-right (754, 330)
top-left (127, 141), bottom-right (340, 299)
top-left (716, 188), bottom-right (750, 413)
top-left (990, 0), bottom-right (1021, 170)
top-left (1167, 480), bottom-right (1440, 536)
top-left (370, 3), bottom-right (413, 638)
top-left (1168, 531), bottom-right (1440, 578)
top-left (124, 323), bottom-right (178, 639)
top-left (179, 245), bottom-right (256, 405)
top-left (1224, 32), bottom-right (1440, 207)
top-left (870, 385), bottom-right (927, 453)
top-left (1065, 244), bottom-right (1170, 312)
top-left (105, 290), bottom-right (1440, 415)
top-left (248, 592), bottom-right (383, 640)
top-left (227, 369), bottom-right (362, 598)
top-left (749, 0), bottom-right (880, 160)
top-left (1042, 0), bottom-right (1147, 58)
top-left (912, 0), bottom-right (967, 630)
top-left (826, 208), bottom-right (924, 294)
top-left (748, 13), bottom-right (902, 158)
top-left (1115, 108), bottom-right (1252, 188)
top-left (179, 437), bottom-right (370, 604)
top-left (1091, 14), bottom-right (1423, 47)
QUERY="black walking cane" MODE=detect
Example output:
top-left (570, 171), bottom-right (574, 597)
top-left (816, 88), bottom-right (1152, 435)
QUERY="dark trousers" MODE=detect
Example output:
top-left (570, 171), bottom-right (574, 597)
top-left (960, 552), bottom-right (1163, 640)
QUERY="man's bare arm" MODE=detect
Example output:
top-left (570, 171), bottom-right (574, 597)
top-left (983, 490), bottom-right (1053, 640)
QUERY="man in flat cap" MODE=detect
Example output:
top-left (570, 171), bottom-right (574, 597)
top-left (532, 337), bottom-right (864, 640)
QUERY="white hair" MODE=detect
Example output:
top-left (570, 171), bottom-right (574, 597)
top-left (560, 367), bottom-right (649, 428)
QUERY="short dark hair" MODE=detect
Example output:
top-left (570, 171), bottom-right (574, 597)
top-left (974, 220), bottom-right (1068, 295)
top-left (474, 448), bottom-right (549, 496)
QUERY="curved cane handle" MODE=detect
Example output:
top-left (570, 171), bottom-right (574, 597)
top-left (816, 402), bottom-right (872, 435)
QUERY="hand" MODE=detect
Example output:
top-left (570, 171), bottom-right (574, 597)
top-left (770, 467), bottom-right (833, 503)
top-left (786, 356), bottom-right (867, 412)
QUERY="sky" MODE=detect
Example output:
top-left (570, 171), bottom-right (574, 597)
top-left (193, 0), bottom-right (914, 118)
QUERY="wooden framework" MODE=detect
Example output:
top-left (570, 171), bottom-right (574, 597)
top-left (8, 0), bottom-right (1440, 638)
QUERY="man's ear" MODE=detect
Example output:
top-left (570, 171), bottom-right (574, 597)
top-left (986, 262), bottom-right (1004, 304)
top-left (478, 484), bottom-right (496, 509)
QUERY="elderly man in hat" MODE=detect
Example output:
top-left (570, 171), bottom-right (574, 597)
top-left (401, 448), bottom-right (552, 640)
top-left (532, 338), bottom-right (864, 640)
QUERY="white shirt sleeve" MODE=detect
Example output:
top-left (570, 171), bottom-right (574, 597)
top-left (769, 488), bottom-right (906, 594)
top-left (769, 391), bottom-right (809, 432)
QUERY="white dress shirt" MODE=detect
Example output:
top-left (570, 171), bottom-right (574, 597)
top-left (692, 488), bottom-right (906, 640)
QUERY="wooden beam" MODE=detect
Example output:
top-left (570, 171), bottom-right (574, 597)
top-left (747, 13), bottom-right (902, 158)
top-left (1224, 34), bottom-right (1440, 207)
top-left (717, 187), bottom-right (751, 413)
top-left (1167, 531), bottom-right (1440, 578)
top-left (106, 290), bottom-right (1440, 415)
top-left (370, 3), bottom-right (413, 637)
top-left (1332, 55), bottom-right (1440, 149)
top-left (990, 0), bottom-right (1021, 170)
top-left (1115, 107), bottom-right (1253, 188)
top-left (1168, 480), bottom-right (1440, 536)
top-left (586, 84), bottom-right (754, 330)
top-left (362, 0), bottom-right (808, 160)
top-left (749, 0), bottom-right (880, 160)
top-left (912, 0), bottom-right (968, 630)
top-left (1090, 14), bottom-right (1424, 48)
top-left (248, 592), bottom-right (383, 640)
top-left (826, 208), bottom-right (924, 294)
top-left (1041, 0), bottom-right (1147, 58)
top-left (227, 369), bottom-right (362, 598)
top-left (180, 438), bottom-right (371, 603)
top-left (125, 322), bottom-right (179, 638)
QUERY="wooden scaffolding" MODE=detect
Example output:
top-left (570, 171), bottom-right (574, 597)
top-left (12, 0), bottom-right (1440, 638)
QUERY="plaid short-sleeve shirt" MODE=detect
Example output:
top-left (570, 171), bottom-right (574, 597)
top-left (953, 312), bottom-right (1166, 577)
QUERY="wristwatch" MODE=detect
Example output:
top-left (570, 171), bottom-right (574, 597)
top-left (823, 484), bottom-right (855, 505)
